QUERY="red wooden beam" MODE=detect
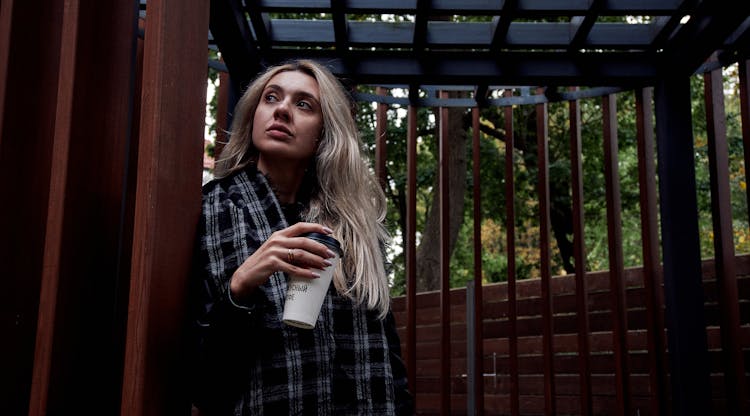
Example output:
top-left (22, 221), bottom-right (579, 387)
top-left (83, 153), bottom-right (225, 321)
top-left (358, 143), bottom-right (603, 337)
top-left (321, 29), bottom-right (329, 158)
top-left (28, 0), bottom-right (81, 408)
top-left (504, 89), bottom-right (520, 416)
top-left (471, 107), bottom-right (485, 414)
top-left (120, 0), bottom-right (209, 414)
top-left (406, 105), bottom-right (418, 397)
top-left (27, 0), bottom-right (139, 413)
top-left (0, 0), bottom-right (64, 413)
top-left (703, 66), bottom-right (749, 415)
top-left (602, 94), bottom-right (631, 416)
top-left (535, 89), bottom-right (556, 415)
top-left (439, 91), bottom-right (452, 414)
top-left (568, 88), bottom-right (592, 416)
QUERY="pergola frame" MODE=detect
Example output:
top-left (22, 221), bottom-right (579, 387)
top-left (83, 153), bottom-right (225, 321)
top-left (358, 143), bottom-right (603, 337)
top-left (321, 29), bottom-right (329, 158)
top-left (2, 0), bottom-right (749, 415)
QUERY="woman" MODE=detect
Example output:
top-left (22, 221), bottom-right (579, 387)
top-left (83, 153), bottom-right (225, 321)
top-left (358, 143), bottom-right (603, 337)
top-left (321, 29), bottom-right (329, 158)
top-left (191, 60), bottom-right (413, 415)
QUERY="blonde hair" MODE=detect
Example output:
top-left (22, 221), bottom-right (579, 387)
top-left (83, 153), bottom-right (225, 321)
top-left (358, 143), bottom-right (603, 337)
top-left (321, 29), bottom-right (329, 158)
top-left (215, 60), bottom-right (391, 318)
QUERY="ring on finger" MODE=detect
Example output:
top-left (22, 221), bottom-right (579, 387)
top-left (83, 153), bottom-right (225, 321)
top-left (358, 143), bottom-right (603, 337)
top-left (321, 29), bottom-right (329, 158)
top-left (287, 248), bottom-right (295, 264)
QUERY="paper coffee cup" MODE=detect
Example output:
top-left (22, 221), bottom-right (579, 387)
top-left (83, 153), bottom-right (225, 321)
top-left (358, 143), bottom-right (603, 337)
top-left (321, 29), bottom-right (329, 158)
top-left (282, 233), bottom-right (342, 329)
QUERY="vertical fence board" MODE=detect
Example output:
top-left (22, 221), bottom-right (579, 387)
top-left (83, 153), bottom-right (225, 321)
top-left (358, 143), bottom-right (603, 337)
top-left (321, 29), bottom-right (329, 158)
top-left (535, 90), bottom-right (556, 415)
top-left (471, 107), bottom-right (484, 414)
top-left (568, 90), bottom-right (592, 416)
top-left (504, 90), bottom-right (520, 416)
top-left (406, 105), bottom-right (418, 397)
top-left (703, 67), bottom-right (749, 415)
top-left (439, 92), bottom-right (452, 414)
top-left (635, 87), bottom-right (668, 416)
top-left (602, 94), bottom-right (631, 416)
top-left (120, 1), bottom-right (208, 414)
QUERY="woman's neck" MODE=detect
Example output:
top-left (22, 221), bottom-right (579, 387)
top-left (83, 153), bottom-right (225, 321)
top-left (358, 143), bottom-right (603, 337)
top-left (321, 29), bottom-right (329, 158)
top-left (257, 159), bottom-right (307, 204)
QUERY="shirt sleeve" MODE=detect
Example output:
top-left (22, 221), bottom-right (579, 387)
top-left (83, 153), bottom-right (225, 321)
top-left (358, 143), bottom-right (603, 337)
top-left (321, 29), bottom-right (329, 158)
top-left (384, 309), bottom-right (415, 416)
top-left (189, 204), bottom-right (265, 413)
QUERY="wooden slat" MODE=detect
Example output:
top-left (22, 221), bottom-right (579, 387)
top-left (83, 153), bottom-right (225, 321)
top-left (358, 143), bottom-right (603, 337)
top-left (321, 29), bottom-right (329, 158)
top-left (394, 260), bottom-right (750, 414)
top-left (406, 105), bottom-right (418, 396)
top-left (27, 1), bottom-right (139, 413)
top-left (602, 93), bottom-right (631, 415)
top-left (0, 0), bottom-right (12, 143)
top-left (120, 0), bottom-right (209, 414)
top-left (703, 66), bottom-right (750, 415)
top-left (503, 89), bottom-right (520, 416)
top-left (535, 88), bottom-right (556, 415)
top-left (0, 0), bottom-right (63, 413)
top-left (438, 90), bottom-right (452, 414)
top-left (568, 88), bottom-right (592, 416)
top-left (470, 107), bottom-right (484, 413)
top-left (29, 1), bottom-right (82, 411)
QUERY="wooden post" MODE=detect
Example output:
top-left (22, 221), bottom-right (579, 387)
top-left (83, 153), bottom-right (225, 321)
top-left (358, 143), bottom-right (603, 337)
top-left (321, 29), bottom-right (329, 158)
top-left (120, 0), bottom-right (209, 414)
top-left (654, 75), bottom-right (711, 416)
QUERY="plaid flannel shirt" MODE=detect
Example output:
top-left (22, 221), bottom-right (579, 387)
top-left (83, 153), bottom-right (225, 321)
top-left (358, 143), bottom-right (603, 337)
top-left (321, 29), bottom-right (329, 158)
top-left (191, 167), bottom-right (413, 415)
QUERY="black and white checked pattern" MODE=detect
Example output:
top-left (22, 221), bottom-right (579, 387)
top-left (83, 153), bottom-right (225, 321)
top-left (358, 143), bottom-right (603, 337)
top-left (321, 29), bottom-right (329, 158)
top-left (193, 167), bottom-right (411, 415)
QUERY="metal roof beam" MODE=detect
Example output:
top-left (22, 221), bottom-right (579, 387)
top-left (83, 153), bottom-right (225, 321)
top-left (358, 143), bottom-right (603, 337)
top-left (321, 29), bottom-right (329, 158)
top-left (568, 0), bottom-right (603, 52)
top-left (246, 0), bottom-right (271, 51)
top-left (413, 0), bottom-right (429, 52)
top-left (331, 0), bottom-right (348, 53)
top-left (209, 0), bottom-right (262, 91)
top-left (661, 1), bottom-right (750, 76)
top-left (267, 20), bottom-right (657, 48)
top-left (490, 0), bottom-right (517, 52)
top-left (249, 0), bottom-right (685, 15)
top-left (257, 50), bottom-right (658, 86)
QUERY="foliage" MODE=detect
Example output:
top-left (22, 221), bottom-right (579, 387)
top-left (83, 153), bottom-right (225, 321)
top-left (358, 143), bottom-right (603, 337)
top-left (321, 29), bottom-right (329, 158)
top-left (202, 15), bottom-right (749, 295)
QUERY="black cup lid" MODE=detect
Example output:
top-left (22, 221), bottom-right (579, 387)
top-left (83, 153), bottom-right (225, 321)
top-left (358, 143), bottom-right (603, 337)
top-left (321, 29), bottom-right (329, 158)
top-left (302, 232), bottom-right (343, 256)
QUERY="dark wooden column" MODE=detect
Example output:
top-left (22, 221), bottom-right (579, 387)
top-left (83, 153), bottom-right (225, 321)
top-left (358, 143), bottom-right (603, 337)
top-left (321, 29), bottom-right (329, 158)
top-left (120, 0), bottom-right (209, 414)
top-left (0, 1), bottom-right (64, 414)
top-left (654, 76), bottom-right (711, 416)
top-left (6, 1), bottom-right (140, 414)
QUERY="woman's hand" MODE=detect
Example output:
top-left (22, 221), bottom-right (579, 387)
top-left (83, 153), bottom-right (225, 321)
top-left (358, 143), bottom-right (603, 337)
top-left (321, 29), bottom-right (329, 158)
top-left (229, 222), bottom-right (337, 302)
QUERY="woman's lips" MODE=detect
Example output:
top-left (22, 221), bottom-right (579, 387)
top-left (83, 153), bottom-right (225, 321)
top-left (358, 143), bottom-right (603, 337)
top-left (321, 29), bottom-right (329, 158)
top-left (267, 124), bottom-right (292, 139)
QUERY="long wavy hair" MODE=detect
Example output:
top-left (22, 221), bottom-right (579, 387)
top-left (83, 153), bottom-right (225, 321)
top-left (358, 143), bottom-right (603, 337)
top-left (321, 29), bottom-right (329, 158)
top-left (214, 60), bottom-right (391, 318)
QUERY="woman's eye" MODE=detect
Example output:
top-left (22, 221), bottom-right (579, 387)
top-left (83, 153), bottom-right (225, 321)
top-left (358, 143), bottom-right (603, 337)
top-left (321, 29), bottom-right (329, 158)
top-left (297, 101), bottom-right (312, 110)
top-left (264, 93), bottom-right (278, 102)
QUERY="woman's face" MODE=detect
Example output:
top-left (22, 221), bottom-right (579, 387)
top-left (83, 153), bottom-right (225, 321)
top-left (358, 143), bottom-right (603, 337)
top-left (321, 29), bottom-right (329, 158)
top-left (252, 70), bottom-right (324, 165)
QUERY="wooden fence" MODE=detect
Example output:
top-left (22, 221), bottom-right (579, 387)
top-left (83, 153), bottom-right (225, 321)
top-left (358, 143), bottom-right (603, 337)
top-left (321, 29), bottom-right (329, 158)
top-left (393, 254), bottom-right (750, 415)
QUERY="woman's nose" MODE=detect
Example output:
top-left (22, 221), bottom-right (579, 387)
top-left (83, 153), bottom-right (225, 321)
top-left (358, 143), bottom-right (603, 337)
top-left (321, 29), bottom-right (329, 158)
top-left (273, 98), bottom-right (291, 120)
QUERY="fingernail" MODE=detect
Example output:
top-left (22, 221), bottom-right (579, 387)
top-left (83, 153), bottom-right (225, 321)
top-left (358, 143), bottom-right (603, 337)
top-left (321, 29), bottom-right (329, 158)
top-left (326, 249), bottom-right (336, 258)
top-left (323, 259), bottom-right (333, 267)
top-left (322, 226), bottom-right (333, 234)
top-left (311, 272), bottom-right (321, 279)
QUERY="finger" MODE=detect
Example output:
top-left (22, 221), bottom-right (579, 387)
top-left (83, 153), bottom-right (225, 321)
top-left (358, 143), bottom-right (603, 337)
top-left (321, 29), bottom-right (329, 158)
top-left (285, 247), bottom-right (334, 271)
top-left (288, 237), bottom-right (338, 260)
top-left (284, 222), bottom-right (334, 236)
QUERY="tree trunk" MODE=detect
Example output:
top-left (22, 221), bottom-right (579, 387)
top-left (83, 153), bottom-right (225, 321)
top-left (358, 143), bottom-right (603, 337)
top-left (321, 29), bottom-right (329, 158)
top-left (416, 92), bottom-right (468, 292)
